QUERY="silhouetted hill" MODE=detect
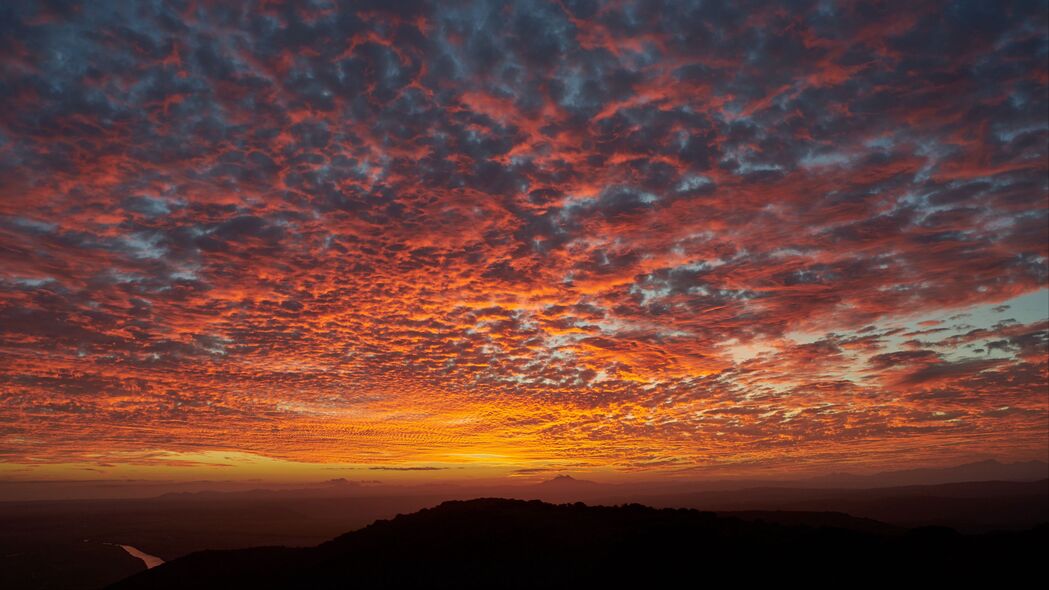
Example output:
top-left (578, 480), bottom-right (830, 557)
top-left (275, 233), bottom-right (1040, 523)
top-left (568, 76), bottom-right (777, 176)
top-left (109, 498), bottom-right (1048, 589)
top-left (804, 459), bottom-right (1049, 488)
top-left (635, 479), bottom-right (1049, 532)
top-left (717, 510), bottom-right (903, 534)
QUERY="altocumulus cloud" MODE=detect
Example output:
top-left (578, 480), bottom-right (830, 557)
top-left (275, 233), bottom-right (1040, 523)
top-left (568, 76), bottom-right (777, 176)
top-left (0, 0), bottom-right (1046, 475)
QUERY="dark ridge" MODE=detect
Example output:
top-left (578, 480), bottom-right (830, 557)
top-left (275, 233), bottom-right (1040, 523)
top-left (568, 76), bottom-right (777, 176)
top-left (716, 510), bottom-right (903, 534)
top-left (108, 498), bottom-right (1048, 589)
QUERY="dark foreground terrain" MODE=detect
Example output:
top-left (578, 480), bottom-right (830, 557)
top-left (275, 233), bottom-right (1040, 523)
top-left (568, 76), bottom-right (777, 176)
top-left (109, 498), bottom-right (1047, 589)
top-left (4, 475), bottom-right (1046, 589)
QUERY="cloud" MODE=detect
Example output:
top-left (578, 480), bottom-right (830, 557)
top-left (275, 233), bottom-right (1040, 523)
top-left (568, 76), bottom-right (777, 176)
top-left (368, 466), bottom-right (449, 472)
top-left (0, 0), bottom-right (1045, 475)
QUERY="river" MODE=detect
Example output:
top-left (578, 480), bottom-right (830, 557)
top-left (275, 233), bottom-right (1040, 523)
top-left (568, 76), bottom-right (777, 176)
top-left (114, 544), bottom-right (165, 569)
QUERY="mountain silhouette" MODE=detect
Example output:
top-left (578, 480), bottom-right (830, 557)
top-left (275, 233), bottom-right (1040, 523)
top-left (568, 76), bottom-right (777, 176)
top-left (536, 474), bottom-right (598, 487)
top-left (635, 479), bottom-right (1049, 532)
top-left (803, 459), bottom-right (1049, 488)
top-left (108, 498), bottom-right (1047, 589)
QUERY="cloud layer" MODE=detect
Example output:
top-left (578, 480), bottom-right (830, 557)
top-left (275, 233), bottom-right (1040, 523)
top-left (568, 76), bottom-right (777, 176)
top-left (1, 0), bottom-right (1046, 477)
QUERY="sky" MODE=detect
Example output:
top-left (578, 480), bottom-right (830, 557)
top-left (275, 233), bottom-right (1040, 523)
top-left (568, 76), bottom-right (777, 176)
top-left (0, 0), bottom-right (1047, 487)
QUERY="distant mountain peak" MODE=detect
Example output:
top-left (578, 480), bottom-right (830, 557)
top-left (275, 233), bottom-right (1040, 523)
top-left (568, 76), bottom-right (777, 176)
top-left (539, 474), bottom-right (597, 486)
top-left (965, 459), bottom-right (1004, 467)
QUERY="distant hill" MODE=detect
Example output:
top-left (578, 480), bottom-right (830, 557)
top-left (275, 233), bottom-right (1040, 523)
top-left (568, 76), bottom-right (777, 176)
top-left (634, 479), bottom-right (1049, 532)
top-left (804, 459), bottom-right (1049, 488)
top-left (109, 498), bottom-right (1048, 589)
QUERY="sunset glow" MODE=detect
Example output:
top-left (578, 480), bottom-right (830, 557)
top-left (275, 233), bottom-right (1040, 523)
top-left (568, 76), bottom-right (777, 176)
top-left (1, 0), bottom-right (1047, 485)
